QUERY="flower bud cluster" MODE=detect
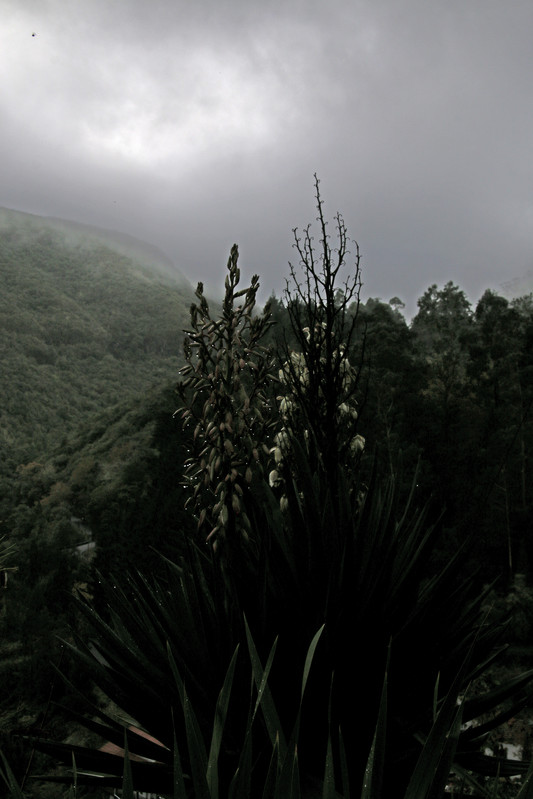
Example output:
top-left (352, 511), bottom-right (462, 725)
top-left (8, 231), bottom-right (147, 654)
top-left (176, 245), bottom-right (276, 545)
top-left (270, 340), bottom-right (365, 510)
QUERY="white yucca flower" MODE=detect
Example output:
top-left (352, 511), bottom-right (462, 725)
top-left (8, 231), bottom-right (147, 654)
top-left (279, 397), bottom-right (293, 419)
top-left (269, 469), bottom-right (282, 488)
top-left (338, 402), bottom-right (358, 421)
top-left (272, 447), bottom-right (283, 464)
top-left (350, 434), bottom-right (365, 454)
top-left (274, 429), bottom-right (290, 450)
top-left (290, 351), bottom-right (306, 370)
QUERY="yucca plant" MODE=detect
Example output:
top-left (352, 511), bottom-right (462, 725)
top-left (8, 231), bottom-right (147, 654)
top-left (20, 442), bottom-right (533, 797)
top-left (16, 199), bottom-right (533, 797)
top-left (26, 589), bottom-right (343, 797)
top-left (176, 243), bottom-right (277, 547)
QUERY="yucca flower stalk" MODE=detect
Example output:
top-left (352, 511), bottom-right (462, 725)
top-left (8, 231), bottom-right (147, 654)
top-left (277, 175), bottom-right (365, 484)
top-left (176, 244), bottom-right (277, 548)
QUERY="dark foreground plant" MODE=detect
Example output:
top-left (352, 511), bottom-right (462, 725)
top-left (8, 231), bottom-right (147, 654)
top-left (14, 443), bottom-right (533, 798)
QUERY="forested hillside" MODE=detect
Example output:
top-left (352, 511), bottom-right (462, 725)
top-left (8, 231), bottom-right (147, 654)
top-left (270, 280), bottom-right (533, 589)
top-left (0, 210), bottom-right (200, 790)
top-left (0, 207), bottom-right (194, 468)
top-left (343, 284), bottom-right (533, 589)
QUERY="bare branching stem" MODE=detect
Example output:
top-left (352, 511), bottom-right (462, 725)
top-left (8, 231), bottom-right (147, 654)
top-left (280, 175), bottom-right (365, 484)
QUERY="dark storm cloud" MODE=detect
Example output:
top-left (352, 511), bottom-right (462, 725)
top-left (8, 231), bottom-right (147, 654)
top-left (2, 0), bottom-right (533, 317)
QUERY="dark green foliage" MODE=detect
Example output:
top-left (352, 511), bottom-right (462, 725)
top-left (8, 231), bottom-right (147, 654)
top-left (406, 286), bottom-right (533, 585)
top-left (0, 383), bottom-right (197, 793)
top-left (2, 381), bottom-right (196, 658)
top-left (318, 281), bottom-right (533, 591)
top-left (0, 207), bottom-right (198, 786)
top-left (342, 297), bottom-right (422, 492)
top-left (0, 207), bottom-right (194, 465)
top-left (23, 443), bottom-right (533, 797)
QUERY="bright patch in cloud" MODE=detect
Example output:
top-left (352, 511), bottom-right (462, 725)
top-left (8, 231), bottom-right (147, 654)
top-left (80, 52), bottom-right (282, 170)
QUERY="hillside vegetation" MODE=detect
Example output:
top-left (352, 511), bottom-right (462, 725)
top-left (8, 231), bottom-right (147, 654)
top-left (0, 207), bottom-right (195, 466)
top-left (0, 210), bottom-right (198, 789)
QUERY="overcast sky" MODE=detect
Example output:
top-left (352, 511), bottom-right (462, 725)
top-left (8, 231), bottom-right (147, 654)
top-left (2, 0), bottom-right (533, 317)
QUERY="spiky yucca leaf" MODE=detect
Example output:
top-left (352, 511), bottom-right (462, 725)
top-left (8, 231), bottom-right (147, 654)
top-left (25, 438), bottom-right (533, 796)
top-left (0, 751), bottom-right (25, 799)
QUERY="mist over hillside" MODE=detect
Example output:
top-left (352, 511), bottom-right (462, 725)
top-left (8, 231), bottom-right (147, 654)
top-left (0, 206), bottom-right (190, 284)
top-left (0, 207), bottom-right (197, 465)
